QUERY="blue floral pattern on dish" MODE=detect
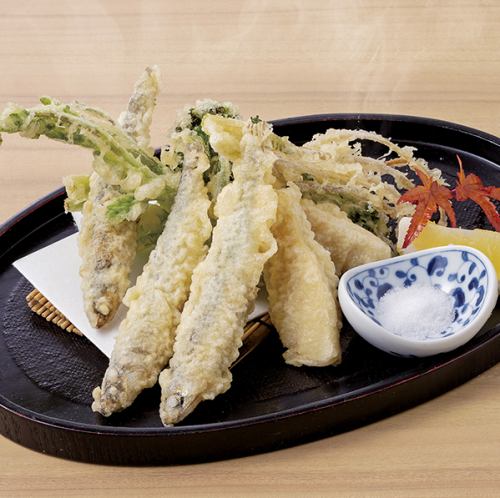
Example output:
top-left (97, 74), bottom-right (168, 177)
top-left (345, 248), bottom-right (490, 340)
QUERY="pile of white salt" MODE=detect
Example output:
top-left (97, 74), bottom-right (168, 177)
top-left (377, 284), bottom-right (455, 340)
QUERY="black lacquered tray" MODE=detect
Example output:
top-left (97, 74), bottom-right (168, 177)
top-left (0, 114), bottom-right (498, 465)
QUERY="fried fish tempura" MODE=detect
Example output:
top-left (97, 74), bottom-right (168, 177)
top-left (301, 199), bottom-right (391, 274)
top-left (264, 183), bottom-right (342, 367)
top-left (159, 119), bottom-right (278, 425)
top-left (79, 66), bottom-right (160, 327)
top-left (79, 175), bottom-right (137, 327)
top-left (92, 140), bottom-right (212, 416)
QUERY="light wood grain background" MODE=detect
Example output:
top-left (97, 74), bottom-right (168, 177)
top-left (1, 1), bottom-right (499, 496)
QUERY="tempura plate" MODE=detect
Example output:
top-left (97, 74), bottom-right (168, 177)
top-left (0, 114), bottom-right (499, 464)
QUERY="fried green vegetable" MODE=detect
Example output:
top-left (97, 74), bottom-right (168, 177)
top-left (0, 97), bottom-right (178, 219)
top-left (201, 114), bottom-right (440, 244)
top-left (63, 174), bottom-right (90, 212)
top-left (122, 99), bottom-right (241, 252)
top-left (171, 98), bottom-right (240, 202)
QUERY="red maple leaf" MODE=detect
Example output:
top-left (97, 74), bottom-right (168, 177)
top-left (398, 168), bottom-right (456, 248)
top-left (453, 155), bottom-right (500, 231)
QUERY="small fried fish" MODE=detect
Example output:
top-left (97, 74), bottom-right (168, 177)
top-left (79, 175), bottom-right (137, 327)
top-left (92, 140), bottom-right (212, 416)
top-left (159, 119), bottom-right (278, 425)
top-left (79, 66), bottom-right (161, 327)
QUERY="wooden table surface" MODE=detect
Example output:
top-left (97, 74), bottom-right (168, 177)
top-left (0, 1), bottom-right (499, 496)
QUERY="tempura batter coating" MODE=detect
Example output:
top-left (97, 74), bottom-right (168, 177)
top-left (159, 120), bottom-right (278, 426)
top-left (264, 184), bottom-right (342, 367)
top-left (79, 174), bottom-right (137, 328)
top-left (301, 199), bottom-right (391, 275)
top-left (92, 142), bottom-right (212, 416)
top-left (79, 66), bottom-right (161, 327)
top-left (117, 65), bottom-right (160, 149)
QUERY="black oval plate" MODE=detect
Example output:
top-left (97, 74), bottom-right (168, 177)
top-left (0, 114), bottom-right (499, 465)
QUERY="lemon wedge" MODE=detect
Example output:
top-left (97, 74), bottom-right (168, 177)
top-left (397, 218), bottom-right (500, 278)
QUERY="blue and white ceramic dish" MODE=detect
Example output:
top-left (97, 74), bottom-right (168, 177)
top-left (338, 245), bottom-right (498, 357)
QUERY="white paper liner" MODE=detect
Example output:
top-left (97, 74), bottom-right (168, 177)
top-left (13, 214), bottom-right (268, 357)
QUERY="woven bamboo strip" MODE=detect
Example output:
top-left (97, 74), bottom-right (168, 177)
top-left (26, 289), bottom-right (272, 342)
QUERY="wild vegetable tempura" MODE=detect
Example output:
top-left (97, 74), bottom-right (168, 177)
top-left (264, 184), bottom-right (342, 367)
top-left (4, 67), bottom-right (481, 426)
top-left (302, 199), bottom-right (391, 275)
